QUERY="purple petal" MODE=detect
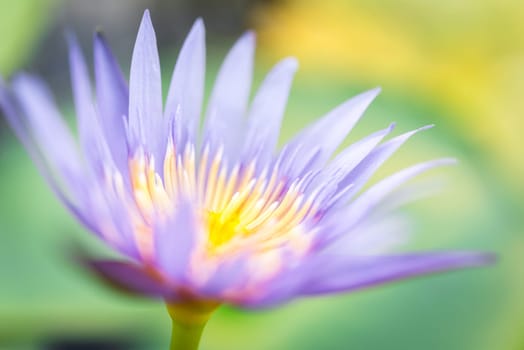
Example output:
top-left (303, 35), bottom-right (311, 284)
top-left (200, 256), bottom-right (247, 299)
top-left (154, 200), bottom-right (197, 283)
top-left (280, 88), bottom-right (380, 177)
top-left (336, 125), bottom-right (434, 203)
top-left (326, 124), bottom-right (396, 176)
top-left (316, 158), bottom-right (455, 248)
top-left (64, 39), bottom-right (138, 255)
top-left (94, 31), bottom-right (130, 177)
top-left (165, 18), bottom-right (205, 150)
top-left (307, 124), bottom-right (395, 204)
top-left (0, 79), bottom-right (57, 184)
top-left (302, 252), bottom-right (495, 295)
top-left (10, 74), bottom-right (85, 197)
top-left (91, 181), bottom-right (141, 259)
top-left (342, 158), bottom-right (456, 229)
top-left (242, 57), bottom-right (298, 166)
top-left (128, 10), bottom-right (163, 159)
top-left (372, 176), bottom-right (447, 215)
top-left (203, 31), bottom-right (255, 162)
top-left (68, 34), bottom-right (94, 138)
top-left (68, 35), bottom-right (113, 177)
top-left (3, 81), bottom-right (106, 240)
top-left (239, 274), bottom-right (304, 309)
top-left (325, 215), bottom-right (411, 256)
top-left (84, 258), bottom-right (173, 298)
top-left (1, 79), bottom-right (130, 246)
top-left (1, 81), bottom-right (131, 251)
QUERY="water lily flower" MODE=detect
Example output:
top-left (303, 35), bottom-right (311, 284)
top-left (0, 10), bottom-right (492, 350)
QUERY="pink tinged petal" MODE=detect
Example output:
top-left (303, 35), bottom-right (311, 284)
top-left (302, 252), bottom-right (495, 295)
top-left (238, 266), bottom-right (306, 308)
top-left (232, 248), bottom-right (310, 308)
top-left (85, 259), bottom-right (173, 298)
top-left (243, 57), bottom-right (298, 166)
top-left (200, 257), bottom-right (248, 300)
top-left (94, 32), bottom-right (130, 176)
top-left (165, 18), bottom-right (205, 150)
top-left (128, 10), bottom-right (163, 158)
top-left (154, 200), bottom-right (196, 283)
top-left (280, 88), bottom-right (381, 177)
top-left (203, 31), bottom-right (255, 161)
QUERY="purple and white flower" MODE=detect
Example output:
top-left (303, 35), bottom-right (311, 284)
top-left (0, 10), bottom-right (491, 308)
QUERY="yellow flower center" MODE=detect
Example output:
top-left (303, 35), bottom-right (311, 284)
top-left (120, 141), bottom-right (316, 268)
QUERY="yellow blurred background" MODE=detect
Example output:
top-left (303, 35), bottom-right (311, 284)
top-left (254, 0), bottom-right (524, 192)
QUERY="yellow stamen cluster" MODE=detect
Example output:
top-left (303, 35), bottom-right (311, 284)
top-left (126, 141), bottom-right (317, 264)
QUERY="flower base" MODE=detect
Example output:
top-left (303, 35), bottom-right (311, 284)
top-left (166, 300), bottom-right (219, 350)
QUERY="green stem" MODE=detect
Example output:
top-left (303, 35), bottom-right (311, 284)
top-left (166, 301), bottom-right (219, 350)
top-left (170, 317), bottom-right (207, 350)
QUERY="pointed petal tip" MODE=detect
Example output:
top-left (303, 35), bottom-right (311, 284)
top-left (65, 33), bottom-right (86, 64)
top-left (194, 17), bottom-right (205, 27)
top-left (458, 251), bottom-right (497, 267)
top-left (11, 72), bottom-right (37, 90)
top-left (349, 87), bottom-right (381, 103)
top-left (439, 157), bottom-right (458, 166)
top-left (240, 30), bottom-right (256, 43)
top-left (437, 251), bottom-right (497, 267)
top-left (279, 57), bottom-right (299, 73)
top-left (398, 124), bottom-right (435, 140)
top-left (370, 86), bottom-right (382, 96)
top-left (66, 33), bottom-right (83, 59)
top-left (387, 122), bottom-right (396, 131)
top-left (189, 17), bottom-right (206, 36)
top-left (94, 27), bottom-right (106, 41)
top-left (139, 9), bottom-right (154, 32)
top-left (143, 8), bottom-right (151, 20)
top-left (228, 30), bottom-right (256, 56)
top-left (93, 32), bottom-right (107, 55)
top-left (419, 157), bottom-right (458, 169)
top-left (93, 30), bottom-right (112, 55)
top-left (482, 252), bottom-right (497, 265)
top-left (419, 124), bottom-right (435, 131)
top-left (343, 87), bottom-right (381, 111)
top-left (361, 87), bottom-right (381, 101)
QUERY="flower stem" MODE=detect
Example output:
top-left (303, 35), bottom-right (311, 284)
top-left (166, 301), bottom-right (218, 350)
top-left (169, 318), bottom-right (207, 350)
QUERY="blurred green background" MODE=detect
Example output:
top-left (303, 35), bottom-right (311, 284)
top-left (0, 0), bottom-right (522, 349)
